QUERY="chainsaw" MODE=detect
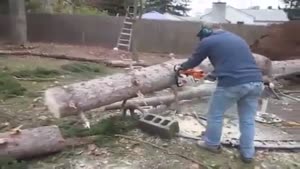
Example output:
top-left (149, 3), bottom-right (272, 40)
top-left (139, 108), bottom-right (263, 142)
top-left (174, 67), bottom-right (206, 87)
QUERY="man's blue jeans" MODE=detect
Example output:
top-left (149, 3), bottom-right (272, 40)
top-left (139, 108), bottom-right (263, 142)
top-left (203, 82), bottom-right (263, 158)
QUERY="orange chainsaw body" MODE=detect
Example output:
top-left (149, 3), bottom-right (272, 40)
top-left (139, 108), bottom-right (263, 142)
top-left (179, 68), bottom-right (206, 80)
top-left (175, 68), bottom-right (206, 87)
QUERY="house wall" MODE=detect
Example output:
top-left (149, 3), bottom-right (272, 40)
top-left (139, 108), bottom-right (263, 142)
top-left (0, 14), bottom-right (267, 54)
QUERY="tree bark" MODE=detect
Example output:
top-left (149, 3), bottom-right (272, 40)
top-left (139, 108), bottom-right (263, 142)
top-left (0, 125), bottom-right (65, 160)
top-left (44, 54), bottom-right (300, 118)
top-left (9, 0), bottom-right (27, 45)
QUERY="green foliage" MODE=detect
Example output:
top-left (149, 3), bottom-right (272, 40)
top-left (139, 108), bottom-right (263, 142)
top-left (145, 0), bottom-right (191, 16)
top-left (91, 0), bottom-right (128, 16)
top-left (12, 67), bottom-right (61, 78)
top-left (60, 116), bottom-right (138, 138)
top-left (282, 0), bottom-right (300, 20)
top-left (0, 156), bottom-right (28, 169)
top-left (25, 0), bottom-right (43, 13)
top-left (73, 5), bottom-right (108, 15)
top-left (0, 0), bottom-right (9, 14)
top-left (282, 0), bottom-right (300, 9)
top-left (52, 0), bottom-right (73, 14)
top-left (61, 62), bottom-right (106, 74)
top-left (0, 73), bottom-right (26, 99)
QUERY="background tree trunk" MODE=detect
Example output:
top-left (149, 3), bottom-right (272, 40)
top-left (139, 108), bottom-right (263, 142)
top-left (9, 0), bottom-right (27, 45)
top-left (131, 0), bottom-right (141, 62)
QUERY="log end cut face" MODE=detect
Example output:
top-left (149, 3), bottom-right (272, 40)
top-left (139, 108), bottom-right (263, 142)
top-left (0, 125), bottom-right (65, 160)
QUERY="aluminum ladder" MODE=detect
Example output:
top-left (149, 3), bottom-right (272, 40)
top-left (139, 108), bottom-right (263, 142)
top-left (116, 6), bottom-right (135, 51)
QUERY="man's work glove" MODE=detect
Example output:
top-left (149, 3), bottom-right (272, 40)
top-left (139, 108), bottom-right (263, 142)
top-left (261, 76), bottom-right (279, 99)
top-left (174, 64), bottom-right (184, 73)
top-left (263, 76), bottom-right (275, 89)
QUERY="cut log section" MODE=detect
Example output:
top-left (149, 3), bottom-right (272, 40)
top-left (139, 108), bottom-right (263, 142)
top-left (104, 84), bottom-right (216, 111)
top-left (0, 125), bottom-right (65, 160)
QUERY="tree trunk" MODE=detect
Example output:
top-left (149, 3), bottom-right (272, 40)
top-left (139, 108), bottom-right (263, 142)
top-left (0, 125), bottom-right (65, 160)
top-left (45, 59), bottom-right (184, 118)
top-left (272, 60), bottom-right (300, 77)
top-left (131, 0), bottom-right (140, 62)
top-left (44, 54), bottom-right (300, 118)
top-left (9, 0), bottom-right (27, 45)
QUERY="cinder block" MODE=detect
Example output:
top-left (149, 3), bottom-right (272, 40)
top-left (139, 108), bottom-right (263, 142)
top-left (138, 113), bottom-right (179, 139)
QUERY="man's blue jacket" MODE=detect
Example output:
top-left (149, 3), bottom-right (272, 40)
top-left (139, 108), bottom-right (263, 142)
top-left (181, 30), bottom-right (263, 87)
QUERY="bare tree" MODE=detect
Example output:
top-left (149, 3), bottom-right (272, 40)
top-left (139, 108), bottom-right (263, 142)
top-left (9, 0), bottom-right (27, 45)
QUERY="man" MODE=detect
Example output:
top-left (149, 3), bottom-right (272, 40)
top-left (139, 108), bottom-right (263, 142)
top-left (175, 23), bottom-right (264, 163)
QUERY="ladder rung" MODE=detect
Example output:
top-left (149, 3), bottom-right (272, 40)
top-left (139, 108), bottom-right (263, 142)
top-left (126, 16), bottom-right (133, 19)
top-left (118, 43), bottom-right (130, 47)
top-left (119, 38), bottom-right (130, 42)
top-left (124, 21), bottom-right (133, 25)
top-left (122, 28), bottom-right (132, 31)
top-left (121, 32), bottom-right (131, 36)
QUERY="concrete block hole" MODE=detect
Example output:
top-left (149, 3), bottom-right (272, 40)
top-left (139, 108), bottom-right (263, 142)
top-left (145, 114), bottom-right (155, 121)
top-left (154, 118), bottom-right (162, 123)
top-left (161, 120), bottom-right (170, 126)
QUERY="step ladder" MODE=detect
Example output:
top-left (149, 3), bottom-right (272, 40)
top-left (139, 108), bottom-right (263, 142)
top-left (115, 6), bottom-right (135, 51)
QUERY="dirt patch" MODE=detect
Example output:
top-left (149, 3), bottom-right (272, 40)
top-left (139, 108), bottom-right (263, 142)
top-left (0, 42), bottom-right (175, 65)
top-left (251, 21), bottom-right (300, 61)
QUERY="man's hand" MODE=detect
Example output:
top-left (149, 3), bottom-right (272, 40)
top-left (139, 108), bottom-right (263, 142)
top-left (174, 64), bottom-right (184, 73)
top-left (263, 76), bottom-right (274, 89)
top-left (204, 72), bottom-right (217, 82)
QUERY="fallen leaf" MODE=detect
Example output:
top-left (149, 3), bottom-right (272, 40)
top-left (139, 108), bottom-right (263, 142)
top-left (10, 125), bottom-right (23, 135)
top-left (189, 163), bottom-right (200, 169)
top-left (88, 144), bottom-right (97, 151)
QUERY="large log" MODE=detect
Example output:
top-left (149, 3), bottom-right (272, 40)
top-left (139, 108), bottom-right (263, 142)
top-left (45, 54), bottom-right (300, 118)
top-left (0, 125), bottom-right (65, 160)
top-left (272, 60), bottom-right (300, 77)
top-left (45, 59), bottom-right (184, 118)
